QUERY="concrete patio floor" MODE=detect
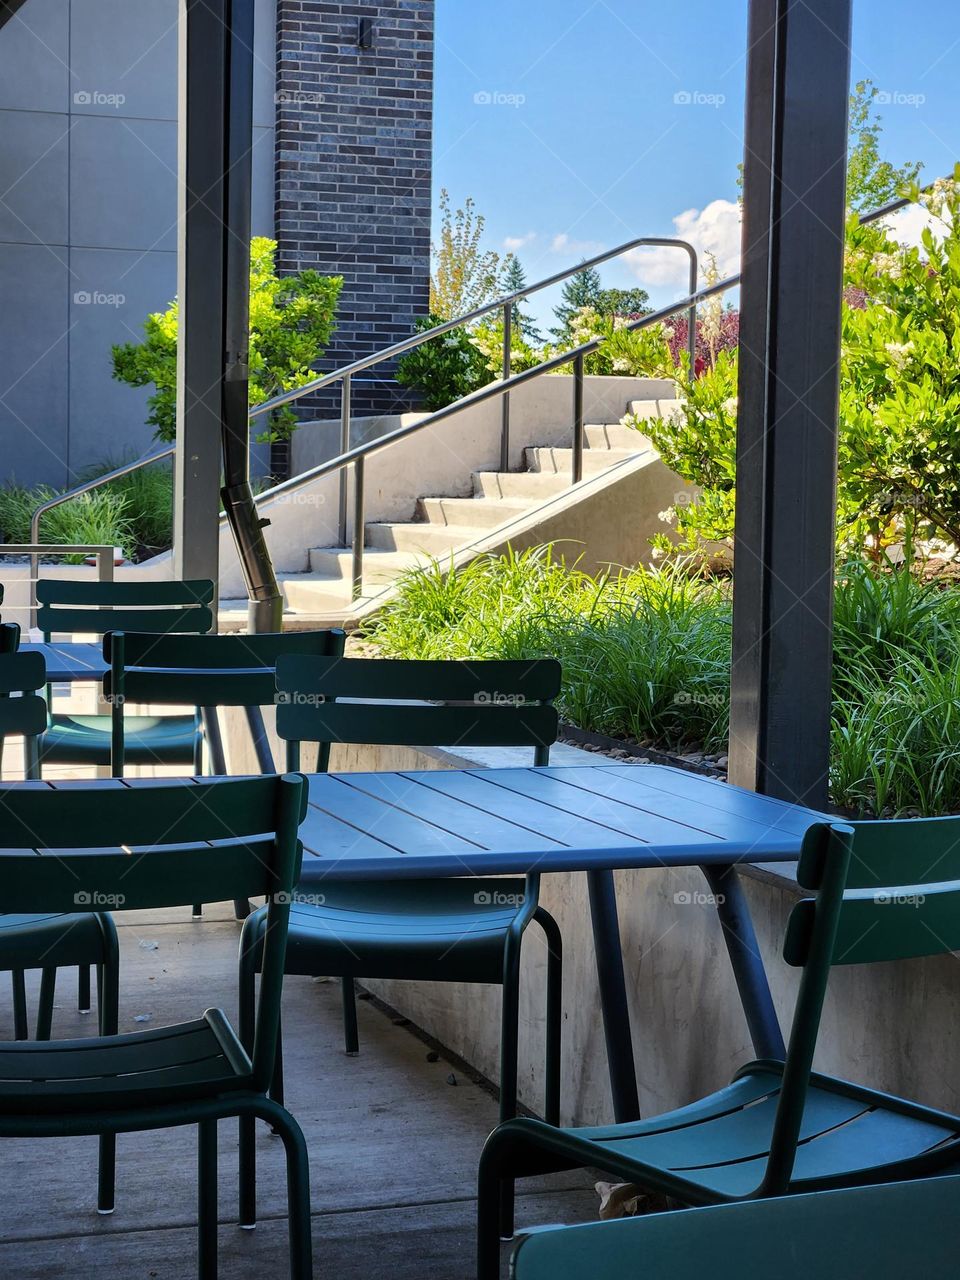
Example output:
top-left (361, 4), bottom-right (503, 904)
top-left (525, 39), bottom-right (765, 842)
top-left (0, 899), bottom-right (597, 1278)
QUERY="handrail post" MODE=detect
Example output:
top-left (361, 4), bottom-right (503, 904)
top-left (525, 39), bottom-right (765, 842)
top-left (352, 455), bottom-right (365, 601)
top-left (572, 353), bottom-right (585, 484)
top-left (686, 249), bottom-right (698, 382)
top-left (500, 302), bottom-right (512, 472)
top-left (338, 373), bottom-right (351, 546)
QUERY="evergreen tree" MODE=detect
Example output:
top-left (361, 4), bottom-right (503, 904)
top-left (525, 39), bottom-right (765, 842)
top-left (597, 286), bottom-right (650, 318)
top-left (503, 257), bottom-right (542, 343)
top-left (552, 264), bottom-right (603, 339)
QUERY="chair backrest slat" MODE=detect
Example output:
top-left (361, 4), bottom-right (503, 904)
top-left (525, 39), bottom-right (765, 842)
top-left (104, 628), bottom-right (346, 706)
top-left (783, 817), bottom-right (960, 967)
top-left (37, 578), bottom-right (214, 640)
top-left (0, 773), bottom-right (306, 1089)
top-left (0, 630), bottom-right (47, 741)
top-left (274, 655), bottom-right (561, 757)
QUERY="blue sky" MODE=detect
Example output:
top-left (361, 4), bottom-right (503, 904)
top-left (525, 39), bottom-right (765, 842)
top-left (432, 0), bottom-right (959, 326)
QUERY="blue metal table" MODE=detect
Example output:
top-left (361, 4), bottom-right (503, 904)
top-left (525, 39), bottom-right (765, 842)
top-left (25, 645), bottom-right (830, 1121)
top-left (297, 763), bottom-right (828, 1121)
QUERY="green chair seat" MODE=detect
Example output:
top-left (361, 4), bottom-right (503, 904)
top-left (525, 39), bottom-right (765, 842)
top-left (244, 878), bottom-right (531, 983)
top-left (530, 1064), bottom-right (958, 1202)
top-left (0, 913), bottom-right (115, 970)
top-left (38, 712), bottom-right (200, 766)
top-left (0, 1012), bottom-right (253, 1114)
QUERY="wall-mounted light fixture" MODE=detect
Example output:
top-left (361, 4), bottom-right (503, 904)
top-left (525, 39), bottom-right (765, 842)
top-left (358, 17), bottom-right (373, 48)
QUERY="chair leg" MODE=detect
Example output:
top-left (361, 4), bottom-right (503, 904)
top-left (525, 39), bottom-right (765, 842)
top-left (535, 907), bottom-right (563, 1126)
top-left (36, 967), bottom-right (56, 1040)
top-left (198, 1120), bottom-right (219, 1279)
top-left (478, 1136), bottom-right (508, 1280)
top-left (238, 945), bottom-right (258, 1229)
top-left (271, 1014), bottom-right (285, 1110)
top-left (98, 945), bottom-right (120, 1214)
top-left (341, 977), bottom-right (360, 1056)
top-left (12, 969), bottom-right (28, 1040)
top-left (193, 903), bottom-right (203, 920)
top-left (258, 1102), bottom-right (313, 1280)
top-left (78, 963), bottom-right (91, 1014)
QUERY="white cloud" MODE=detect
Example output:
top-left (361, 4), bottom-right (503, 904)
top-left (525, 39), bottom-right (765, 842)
top-left (504, 231), bottom-right (537, 252)
top-left (550, 232), bottom-right (606, 257)
top-left (625, 198), bottom-right (742, 289)
top-left (887, 201), bottom-right (949, 247)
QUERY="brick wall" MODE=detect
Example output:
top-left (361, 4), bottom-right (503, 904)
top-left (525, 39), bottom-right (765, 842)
top-left (275, 1), bottom-right (434, 427)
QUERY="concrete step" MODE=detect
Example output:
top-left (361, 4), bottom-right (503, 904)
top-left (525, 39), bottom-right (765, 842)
top-left (524, 445), bottom-right (639, 476)
top-left (364, 522), bottom-right (489, 554)
top-left (472, 469), bottom-right (571, 499)
top-left (307, 545), bottom-right (434, 581)
top-left (627, 397), bottom-right (683, 420)
top-left (584, 421), bottom-right (652, 450)
top-left (417, 495), bottom-right (534, 529)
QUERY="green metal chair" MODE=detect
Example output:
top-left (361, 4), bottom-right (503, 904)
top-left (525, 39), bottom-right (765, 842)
top-left (510, 1175), bottom-right (960, 1279)
top-left (0, 624), bottom-right (121, 1212)
top-left (478, 818), bottom-right (960, 1277)
top-left (103, 628), bottom-right (346, 920)
top-left (236, 655), bottom-right (564, 1230)
top-left (35, 577), bottom-right (214, 773)
top-left (0, 773), bottom-right (312, 1279)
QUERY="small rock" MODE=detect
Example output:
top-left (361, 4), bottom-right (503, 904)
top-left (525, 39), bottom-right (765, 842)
top-left (446, 1072), bottom-right (457, 1086)
top-left (134, 1013), bottom-right (152, 1024)
top-left (717, 755), bottom-right (729, 768)
top-left (138, 939), bottom-right (159, 951)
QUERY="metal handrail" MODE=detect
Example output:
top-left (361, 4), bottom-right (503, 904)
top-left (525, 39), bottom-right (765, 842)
top-left (27, 447), bottom-right (175, 620)
top-left (247, 236), bottom-right (700, 424)
top-left (257, 273), bottom-right (737, 598)
top-left (1, 544), bottom-right (117, 632)
top-left (23, 182), bottom-right (932, 609)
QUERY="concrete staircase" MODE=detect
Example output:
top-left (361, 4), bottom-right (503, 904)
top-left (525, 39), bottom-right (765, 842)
top-left (242, 396), bottom-right (680, 627)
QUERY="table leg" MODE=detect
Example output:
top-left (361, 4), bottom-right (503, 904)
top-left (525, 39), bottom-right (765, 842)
top-left (586, 869), bottom-right (641, 1122)
top-left (701, 864), bottom-right (785, 1060)
top-left (244, 705), bottom-right (276, 774)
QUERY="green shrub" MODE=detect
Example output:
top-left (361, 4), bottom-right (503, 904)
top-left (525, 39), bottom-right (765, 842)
top-left (112, 237), bottom-right (343, 445)
top-left (366, 545), bottom-right (960, 817)
top-left (0, 482), bottom-right (133, 563)
top-left (80, 457), bottom-right (173, 552)
top-left (395, 315), bottom-right (494, 410)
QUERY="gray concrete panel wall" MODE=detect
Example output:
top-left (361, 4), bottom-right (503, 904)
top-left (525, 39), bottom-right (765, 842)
top-left (0, 0), bottom-right (276, 488)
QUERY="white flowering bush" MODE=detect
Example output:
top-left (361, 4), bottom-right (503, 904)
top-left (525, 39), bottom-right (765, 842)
top-left (395, 314), bottom-right (494, 410)
top-left (635, 163), bottom-right (960, 561)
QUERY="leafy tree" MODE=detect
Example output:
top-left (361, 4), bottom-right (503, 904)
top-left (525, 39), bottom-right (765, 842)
top-left (597, 286), bottom-right (650, 317)
top-left (112, 238), bottom-right (342, 444)
top-left (552, 265), bottom-right (603, 339)
top-left (503, 256), bottom-right (542, 343)
top-left (430, 190), bottom-right (512, 320)
top-left (395, 315), bottom-right (493, 411)
top-left (846, 80), bottom-right (922, 213)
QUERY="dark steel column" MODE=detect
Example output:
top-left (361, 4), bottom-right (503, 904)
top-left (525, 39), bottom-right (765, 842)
top-left (174, 0), bottom-right (228, 613)
top-left (177, 0), bottom-right (283, 633)
top-left (728, 0), bottom-right (853, 808)
top-left (220, 0), bottom-right (283, 634)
